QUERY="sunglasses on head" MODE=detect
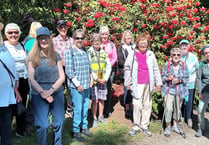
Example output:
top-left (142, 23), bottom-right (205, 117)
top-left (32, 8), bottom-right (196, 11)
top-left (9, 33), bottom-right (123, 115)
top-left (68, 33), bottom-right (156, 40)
top-left (75, 37), bottom-right (84, 40)
top-left (7, 31), bottom-right (19, 35)
top-left (172, 53), bottom-right (181, 57)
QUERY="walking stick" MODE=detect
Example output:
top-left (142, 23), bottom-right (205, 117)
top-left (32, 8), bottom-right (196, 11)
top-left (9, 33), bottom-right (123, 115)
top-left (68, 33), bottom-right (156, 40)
top-left (175, 85), bottom-right (186, 139)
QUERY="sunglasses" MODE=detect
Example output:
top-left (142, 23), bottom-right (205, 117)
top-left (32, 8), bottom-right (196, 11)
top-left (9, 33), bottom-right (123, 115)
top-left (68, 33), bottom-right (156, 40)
top-left (75, 37), bottom-right (84, 40)
top-left (172, 53), bottom-right (181, 57)
top-left (7, 31), bottom-right (19, 35)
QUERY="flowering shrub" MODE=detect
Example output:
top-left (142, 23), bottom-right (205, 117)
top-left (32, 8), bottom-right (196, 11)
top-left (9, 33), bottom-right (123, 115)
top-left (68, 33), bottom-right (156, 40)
top-left (52, 0), bottom-right (209, 116)
top-left (54, 0), bottom-right (209, 56)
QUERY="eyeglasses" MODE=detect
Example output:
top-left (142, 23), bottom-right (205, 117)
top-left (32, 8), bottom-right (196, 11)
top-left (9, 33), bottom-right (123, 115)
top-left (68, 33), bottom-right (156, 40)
top-left (172, 53), bottom-right (181, 57)
top-left (38, 37), bottom-right (49, 42)
top-left (75, 37), bottom-right (84, 40)
top-left (7, 31), bottom-right (19, 35)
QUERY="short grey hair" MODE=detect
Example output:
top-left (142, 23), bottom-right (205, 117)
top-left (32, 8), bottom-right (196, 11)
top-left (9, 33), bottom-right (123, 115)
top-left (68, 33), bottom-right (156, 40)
top-left (170, 47), bottom-right (181, 56)
top-left (90, 33), bottom-right (102, 43)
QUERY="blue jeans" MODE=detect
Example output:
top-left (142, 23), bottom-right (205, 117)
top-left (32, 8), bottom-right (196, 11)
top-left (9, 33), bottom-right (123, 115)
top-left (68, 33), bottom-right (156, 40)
top-left (70, 88), bottom-right (90, 133)
top-left (197, 94), bottom-right (209, 130)
top-left (183, 89), bottom-right (195, 120)
top-left (32, 91), bottom-right (65, 145)
top-left (0, 106), bottom-right (12, 145)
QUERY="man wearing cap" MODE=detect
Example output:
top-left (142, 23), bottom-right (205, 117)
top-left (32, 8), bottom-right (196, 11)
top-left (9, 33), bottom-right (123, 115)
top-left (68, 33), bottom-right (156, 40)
top-left (53, 20), bottom-right (73, 118)
top-left (179, 39), bottom-right (199, 128)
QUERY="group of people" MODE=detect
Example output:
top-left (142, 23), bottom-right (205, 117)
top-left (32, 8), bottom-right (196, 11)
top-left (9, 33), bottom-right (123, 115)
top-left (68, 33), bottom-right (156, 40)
top-left (0, 19), bottom-right (209, 145)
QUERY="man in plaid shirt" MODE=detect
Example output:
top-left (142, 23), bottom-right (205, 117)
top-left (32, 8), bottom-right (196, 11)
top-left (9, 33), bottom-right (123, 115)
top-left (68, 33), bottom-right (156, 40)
top-left (53, 20), bottom-right (73, 117)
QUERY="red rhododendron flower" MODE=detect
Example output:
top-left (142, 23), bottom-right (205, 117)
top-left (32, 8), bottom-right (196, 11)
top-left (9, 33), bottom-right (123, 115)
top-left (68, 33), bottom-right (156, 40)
top-left (112, 17), bottom-right (119, 21)
top-left (163, 35), bottom-right (168, 39)
top-left (206, 10), bottom-right (209, 14)
top-left (77, 17), bottom-right (80, 21)
top-left (54, 8), bottom-right (60, 12)
top-left (160, 45), bottom-right (165, 49)
top-left (64, 3), bottom-right (71, 7)
top-left (176, 6), bottom-right (183, 11)
top-left (63, 9), bottom-right (69, 14)
top-left (179, 21), bottom-right (186, 26)
top-left (167, 41), bottom-right (174, 45)
top-left (200, 8), bottom-right (206, 12)
top-left (166, 6), bottom-right (174, 12)
top-left (167, 32), bottom-right (173, 36)
top-left (195, 2), bottom-right (201, 6)
top-left (193, 8), bottom-right (198, 13)
top-left (195, 17), bottom-right (200, 21)
top-left (171, 20), bottom-right (178, 24)
top-left (187, 35), bottom-right (193, 40)
top-left (133, 28), bottom-right (138, 32)
top-left (142, 24), bottom-right (146, 28)
top-left (67, 22), bottom-right (72, 27)
top-left (114, 3), bottom-right (120, 7)
top-left (190, 31), bottom-right (194, 35)
top-left (94, 12), bottom-right (104, 18)
top-left (119, 6), bottom-right (126, 12)
top-left (189, 18), bottom-right (196, 22)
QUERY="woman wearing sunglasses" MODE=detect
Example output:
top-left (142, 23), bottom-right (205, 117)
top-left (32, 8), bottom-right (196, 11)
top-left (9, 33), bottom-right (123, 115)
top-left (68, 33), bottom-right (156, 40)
top-left (4, 23), bottom-right (29, 137)
top-left (161, 47), bottom-right (189, 137)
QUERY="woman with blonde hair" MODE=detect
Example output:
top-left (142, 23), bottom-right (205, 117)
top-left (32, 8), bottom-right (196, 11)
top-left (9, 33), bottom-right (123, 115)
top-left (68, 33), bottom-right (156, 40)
top-left (28, 27), bottom-right (65, 145)
top-left (24, 22), bottom-right (42, 53)
top-left (99, 25), bottom-right (117, 118)
top-left (117, 30), bottom-right (135, 119)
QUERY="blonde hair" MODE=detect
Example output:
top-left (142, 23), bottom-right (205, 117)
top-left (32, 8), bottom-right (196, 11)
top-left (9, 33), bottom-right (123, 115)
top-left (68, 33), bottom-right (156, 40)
top-left (121, 30), bottom-right (134, 44)
top-left (135, 33), bottom-right (149, 48)
top-left (27, 37), bottom-right (56, 68)
top-left (28, 22), bottom-right (42, 38)
top-left (99, 26), bottom-right (109, 34)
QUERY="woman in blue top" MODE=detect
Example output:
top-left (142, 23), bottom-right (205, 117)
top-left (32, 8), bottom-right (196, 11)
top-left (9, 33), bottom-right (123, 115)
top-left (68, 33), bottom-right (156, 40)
top-left (28, 27), bottom-right (65, 145)
top-left (0, 22), bottom-right (21, 145)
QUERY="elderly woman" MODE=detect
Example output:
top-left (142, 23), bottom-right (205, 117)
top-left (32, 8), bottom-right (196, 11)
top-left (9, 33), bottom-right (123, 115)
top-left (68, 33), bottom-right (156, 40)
top-left (117, 30), bottom-right (135, 119)
top-left (124, 33), bottom-right (162, 137)
top-left (65, 29), bottom-right (93, 142)
top-left (195, 44), bottom-right (209, 137)
top-left (0, 22), bottom-right (21, 145)
top-left (99, 26), bottom-right (117, 118)
top-left (161, 48), bottom-right (189, 137)
top-left (87, 33), bottom-right (111, 127)
top-left (179, 39), bottom-right (199, 128)
top-left (24, 21), bottom-right (42, 53)
top-left (4, 23), bottom-right (29, 137)
top-left (28, 27), bottom-right (65, 145)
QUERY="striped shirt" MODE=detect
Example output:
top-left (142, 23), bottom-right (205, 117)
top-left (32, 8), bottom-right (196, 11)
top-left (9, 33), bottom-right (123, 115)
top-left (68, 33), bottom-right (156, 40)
top-left (65, 45), bottom-right (91, 89)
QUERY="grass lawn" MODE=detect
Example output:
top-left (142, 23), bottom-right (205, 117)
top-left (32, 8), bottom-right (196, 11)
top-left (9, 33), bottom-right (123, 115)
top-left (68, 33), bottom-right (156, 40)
top-left (12, 117), bottom-right (161, 145)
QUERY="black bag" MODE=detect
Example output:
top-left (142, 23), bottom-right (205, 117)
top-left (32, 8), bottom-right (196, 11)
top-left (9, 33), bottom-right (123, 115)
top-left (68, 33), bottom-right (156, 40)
top-left (17, 102), bottom-right (26, 115)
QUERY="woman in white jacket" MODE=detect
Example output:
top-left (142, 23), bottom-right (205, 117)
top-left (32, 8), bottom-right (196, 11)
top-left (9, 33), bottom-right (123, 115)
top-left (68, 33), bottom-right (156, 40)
top-left (124, 33), bottom-right (162, 137)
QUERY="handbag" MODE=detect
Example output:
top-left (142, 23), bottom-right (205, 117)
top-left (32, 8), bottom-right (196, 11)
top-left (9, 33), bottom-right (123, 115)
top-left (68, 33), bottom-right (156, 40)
top-left (17, 102), bottom-right (26, 115)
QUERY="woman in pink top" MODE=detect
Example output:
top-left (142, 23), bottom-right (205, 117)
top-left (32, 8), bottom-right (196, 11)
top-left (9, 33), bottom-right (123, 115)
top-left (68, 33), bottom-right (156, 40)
top-left (99, 26), bottom-right (117, 118)
top-left (124, 33), bottom-right (162, 137)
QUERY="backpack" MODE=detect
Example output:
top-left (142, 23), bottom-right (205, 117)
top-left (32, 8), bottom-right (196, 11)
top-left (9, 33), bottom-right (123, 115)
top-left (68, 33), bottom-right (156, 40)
top-left (166, 60), bottom-right (184, 73)
top-left (21, 36), bottom-right (33, 46)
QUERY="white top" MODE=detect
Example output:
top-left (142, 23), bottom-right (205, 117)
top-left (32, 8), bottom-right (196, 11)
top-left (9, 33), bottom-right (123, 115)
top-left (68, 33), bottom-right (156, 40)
top-left (4, 41), bottom-right (27, 78)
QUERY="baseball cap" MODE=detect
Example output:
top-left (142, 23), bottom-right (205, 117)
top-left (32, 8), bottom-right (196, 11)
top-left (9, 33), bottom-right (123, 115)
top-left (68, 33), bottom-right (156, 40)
top-left (57, 20), bottom-right (67, 27)
top-left (179, 39), bottom-right (189, 45)
top-left (36, 27), bottom-right (50, 38)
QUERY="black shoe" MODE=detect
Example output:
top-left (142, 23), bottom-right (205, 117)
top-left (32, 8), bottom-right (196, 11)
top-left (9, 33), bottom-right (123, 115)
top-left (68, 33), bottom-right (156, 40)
top-left (82, 129), bottom-right (93, 137)
top-left (73, 132), bottom-right (85, 142)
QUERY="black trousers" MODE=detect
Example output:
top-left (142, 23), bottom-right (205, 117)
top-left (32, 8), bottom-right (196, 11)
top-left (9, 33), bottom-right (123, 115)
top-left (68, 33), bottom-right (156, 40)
top-left (13, 78), bottom-right (29, 133)
top-left (0, 106), bottom-right (13, 145)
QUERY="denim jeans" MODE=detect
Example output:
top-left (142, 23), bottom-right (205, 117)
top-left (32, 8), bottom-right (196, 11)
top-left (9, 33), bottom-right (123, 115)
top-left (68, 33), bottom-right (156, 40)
top-left (32, 91), bottom-right (65, 145)
top-left (70, 88), bottom-right (90, 133)
top-left (0, 106), bottom-right (13, 145)
top-left (197, 94), bottom-right (209, 130)
top-left (183, 89), bottom-right (194, 120)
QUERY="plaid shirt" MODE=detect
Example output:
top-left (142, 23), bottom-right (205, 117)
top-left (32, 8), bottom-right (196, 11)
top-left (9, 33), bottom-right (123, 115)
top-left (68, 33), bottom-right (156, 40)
top-left (65, 45), bottom-right (91, 89)
top-left (53, 35), bottom-right (73, 65)
top-left (161, 61), bottom-right (189, 99)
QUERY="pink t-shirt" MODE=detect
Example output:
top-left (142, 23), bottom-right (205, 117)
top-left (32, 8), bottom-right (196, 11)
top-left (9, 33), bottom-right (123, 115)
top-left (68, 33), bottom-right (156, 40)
top-left (135, 51), bottom-right (150, 84)
top-left (100, 40), bottom-right (117, 67)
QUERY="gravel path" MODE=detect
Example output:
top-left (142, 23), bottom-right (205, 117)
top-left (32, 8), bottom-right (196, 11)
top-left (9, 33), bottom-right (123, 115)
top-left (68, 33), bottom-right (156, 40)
top-left (109, 98), bottom-right (209, 145)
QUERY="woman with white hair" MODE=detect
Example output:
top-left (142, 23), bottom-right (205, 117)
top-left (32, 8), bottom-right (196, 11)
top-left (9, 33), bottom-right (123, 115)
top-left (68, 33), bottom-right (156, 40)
top-left (0, 22), bottom-right (21, 145)
top-left (4, 23), bottom-right (29, 137)
top-left (99, 26), bottom-right (117, 118)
